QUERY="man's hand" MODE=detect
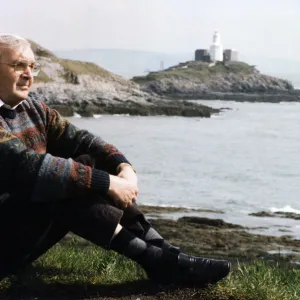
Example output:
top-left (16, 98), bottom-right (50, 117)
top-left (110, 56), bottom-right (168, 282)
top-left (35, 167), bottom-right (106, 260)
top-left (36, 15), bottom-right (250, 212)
top-left (107, 175), bottom-right (138, 209)
top-left (117, 163), bottom-right (138, 186)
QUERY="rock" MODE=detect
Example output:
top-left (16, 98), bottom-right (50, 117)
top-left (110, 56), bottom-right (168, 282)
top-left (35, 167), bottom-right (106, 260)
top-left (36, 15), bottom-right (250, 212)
top-left (133, 61), bottom-right (300, 102)
top-left (29, 41), bottom-right (218, 117)
top-left (250, 211), bottom-right (274, 217)
top-left (149, 217), bottom-right (300, 260)
top-left (138, 204), bottom-right (224, 214)
top-left (178, 216), bottom-right (243, 229)
top-left (275, 212), bottom-right (300, 220)
top-left (250, 211), bottom-right (300, 220)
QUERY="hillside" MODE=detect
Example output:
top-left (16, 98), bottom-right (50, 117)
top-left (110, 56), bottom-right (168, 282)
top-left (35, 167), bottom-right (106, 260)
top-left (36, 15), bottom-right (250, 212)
top-left (132, 61), bottom-right (300, 102)
top-left (29, 41), bottom-right (217, 117)
top-left (56, 49), bottom-right (300, 87)
top-left (56, 49), bottom-right (192, 79)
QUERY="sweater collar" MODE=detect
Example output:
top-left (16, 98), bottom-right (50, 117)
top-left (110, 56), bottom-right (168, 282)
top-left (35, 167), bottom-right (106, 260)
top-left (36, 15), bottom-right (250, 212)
top-left (0, 98), bottom-right (30, 110)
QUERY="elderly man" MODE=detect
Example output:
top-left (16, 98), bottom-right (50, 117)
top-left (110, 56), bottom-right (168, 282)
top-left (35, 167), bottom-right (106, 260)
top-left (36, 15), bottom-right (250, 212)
top-left (0, 34), bottom-right (230, 286)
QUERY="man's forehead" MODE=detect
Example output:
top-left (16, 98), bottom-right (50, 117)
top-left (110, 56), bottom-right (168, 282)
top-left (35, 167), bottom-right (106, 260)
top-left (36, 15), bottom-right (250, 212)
top-left (0, 45), bottom-right (35, 62)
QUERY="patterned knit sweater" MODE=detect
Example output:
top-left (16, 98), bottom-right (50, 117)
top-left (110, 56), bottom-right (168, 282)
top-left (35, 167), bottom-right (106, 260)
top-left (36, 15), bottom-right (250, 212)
top-left (0, 95), bottom-right (130, 202)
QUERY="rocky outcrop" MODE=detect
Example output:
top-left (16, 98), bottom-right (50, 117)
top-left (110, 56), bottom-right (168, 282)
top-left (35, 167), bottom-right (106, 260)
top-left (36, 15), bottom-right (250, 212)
top-left (133, 61), bottom-right (300, 102)
top-left (178, 216), bottom-right (243, 229)
top-left (30, 41), bottom-right (218, 117)
top-left (250, 211), bottom-right (300, 220)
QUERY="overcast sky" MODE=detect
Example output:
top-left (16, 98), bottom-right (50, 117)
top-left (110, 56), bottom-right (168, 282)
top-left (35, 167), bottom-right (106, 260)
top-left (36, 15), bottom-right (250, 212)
top-left (1, 0), bottom-right (299, 60)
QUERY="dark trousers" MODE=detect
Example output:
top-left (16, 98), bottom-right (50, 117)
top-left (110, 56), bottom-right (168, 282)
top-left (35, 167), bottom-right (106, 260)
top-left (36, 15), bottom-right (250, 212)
top-left (0, 155), bottom-right (149, 278)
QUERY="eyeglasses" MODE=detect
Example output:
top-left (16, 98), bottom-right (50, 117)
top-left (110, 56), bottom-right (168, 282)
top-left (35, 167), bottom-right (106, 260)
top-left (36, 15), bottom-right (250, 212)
top-left (0, 60), bottom-right (41, 76)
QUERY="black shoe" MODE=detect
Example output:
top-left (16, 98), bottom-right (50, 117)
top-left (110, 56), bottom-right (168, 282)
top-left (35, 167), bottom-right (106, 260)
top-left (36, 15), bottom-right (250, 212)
top-left (176, 253), bottom-right (231, 286)
top-left (144, 251), bottom-right (230, 286)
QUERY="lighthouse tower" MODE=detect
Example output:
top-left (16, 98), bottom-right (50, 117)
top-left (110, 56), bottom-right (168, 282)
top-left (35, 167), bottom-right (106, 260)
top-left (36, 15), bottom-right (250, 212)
top-left (209, 30), bottom-right (223, 62)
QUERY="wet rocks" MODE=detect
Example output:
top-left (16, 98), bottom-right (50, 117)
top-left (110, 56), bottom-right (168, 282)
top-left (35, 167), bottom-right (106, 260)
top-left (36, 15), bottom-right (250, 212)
top-left (250, 211), bottom-right (274, 217)
top-left (250, 211), bottom-right (300, 221)
top-left (140, 205), bottom-right (300, 261)
top-left (138, 205), bottom-right (224, 215)
top-left (149, 217), bottom-right (300, 261)
top-left (178, 216), bottom-right (243, 229)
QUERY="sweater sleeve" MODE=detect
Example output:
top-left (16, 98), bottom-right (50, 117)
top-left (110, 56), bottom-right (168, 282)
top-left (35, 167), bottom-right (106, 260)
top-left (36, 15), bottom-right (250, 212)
top-left (44, 103), bottom-right (131, 174)
top-left (0, 127), bottom-right (110, 202)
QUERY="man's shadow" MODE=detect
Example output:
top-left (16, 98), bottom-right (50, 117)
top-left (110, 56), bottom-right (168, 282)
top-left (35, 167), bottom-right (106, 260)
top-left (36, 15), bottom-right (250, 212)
top-left (1, 265), bottom-right (182, 300)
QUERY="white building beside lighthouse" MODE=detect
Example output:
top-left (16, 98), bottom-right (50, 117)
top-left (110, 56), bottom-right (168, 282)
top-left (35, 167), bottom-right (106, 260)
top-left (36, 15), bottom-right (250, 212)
top-left (209, 30), bottom-right (223, 62)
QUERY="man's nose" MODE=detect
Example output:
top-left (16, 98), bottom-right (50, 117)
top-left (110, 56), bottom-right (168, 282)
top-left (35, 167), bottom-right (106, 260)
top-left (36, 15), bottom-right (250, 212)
top-left (21, 66), bottom-right (33, 79)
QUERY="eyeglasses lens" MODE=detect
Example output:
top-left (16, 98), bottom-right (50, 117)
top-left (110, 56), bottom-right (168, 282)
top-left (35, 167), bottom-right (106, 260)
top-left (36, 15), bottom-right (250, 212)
top-left (14, 61), bottom-right (41, 76)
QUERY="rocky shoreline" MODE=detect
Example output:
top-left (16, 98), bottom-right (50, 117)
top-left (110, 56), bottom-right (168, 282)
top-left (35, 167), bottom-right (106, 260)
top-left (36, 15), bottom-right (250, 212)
top-left (45, 96), bottom-right (219, 118)
top-left (163, 90), bottom-right (300, 103)
top-left (250, 211), bottom-right (300, 221)
top-left (138, 205), bottom-right (300, 263)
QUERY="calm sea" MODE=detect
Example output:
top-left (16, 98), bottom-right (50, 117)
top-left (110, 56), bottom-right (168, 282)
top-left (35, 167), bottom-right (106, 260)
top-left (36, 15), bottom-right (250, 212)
top-left (70, 101), bottom-right (300, 238)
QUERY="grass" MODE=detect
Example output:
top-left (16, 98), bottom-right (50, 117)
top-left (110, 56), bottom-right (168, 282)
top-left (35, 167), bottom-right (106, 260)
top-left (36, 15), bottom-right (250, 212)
top-left (28, 40), bottom-right (116, 83)
top-left (0, 236), bottom-right (299, 300)
top-left (132, 61), bottom-right (255, 83)
top-left (32, 58), bottom-right (115, 84)
top-left (55, 58), bottom-right (114, 78)
top-left (34, 70), bottom-right (53, 83)
top-left (29, 40), bottom-right (56, 58)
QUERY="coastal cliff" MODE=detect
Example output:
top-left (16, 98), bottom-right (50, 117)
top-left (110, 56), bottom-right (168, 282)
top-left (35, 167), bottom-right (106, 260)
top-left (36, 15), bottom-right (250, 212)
top-left (132, 61), bottom-right (300, 102)
top-left (30, 42), bottom-right (217, 117)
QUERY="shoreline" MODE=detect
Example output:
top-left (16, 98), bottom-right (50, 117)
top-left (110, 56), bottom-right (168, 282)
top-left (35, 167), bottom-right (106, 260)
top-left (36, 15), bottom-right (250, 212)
top-left (137, 204), bottom-right (300, 239)
top-left (163, 91), bottom-right (300, 103)
top-left (137, 204), bottom-right (300, 263)
top-left (48, 100), bottom-right (220, 118)
top-left (47, 93), bottom-right (300, 118)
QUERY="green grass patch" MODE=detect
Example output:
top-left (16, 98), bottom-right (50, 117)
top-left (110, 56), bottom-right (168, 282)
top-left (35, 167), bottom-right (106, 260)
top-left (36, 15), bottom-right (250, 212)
top-left (34, 69), bottom-right (53, 83)
top-left (218, 261), bottom-right (300, 300)
top-left (0, 237), bottom-right (299, 299)
top-left (29, 40), bottom-right (56, 58)
top-left (27, 40), bottom-right (117, 83)
top-left (55, 58), bottom-right (113, 78)
top-left (132, 61), bottom-right (255, 84)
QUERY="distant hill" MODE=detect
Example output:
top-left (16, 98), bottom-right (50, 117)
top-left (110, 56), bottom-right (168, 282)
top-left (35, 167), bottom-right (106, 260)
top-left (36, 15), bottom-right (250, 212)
top-left (29, 41), bottom-right (217, 117)
top-left (55, 49), bottom-right (300, 86)
top-left (55, 49), bottom-right (193, 78)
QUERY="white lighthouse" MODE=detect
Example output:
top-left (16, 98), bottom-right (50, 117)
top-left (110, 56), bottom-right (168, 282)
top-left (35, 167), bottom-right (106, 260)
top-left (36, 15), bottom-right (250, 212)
top-left (209, 30), bottom-right (223, 62)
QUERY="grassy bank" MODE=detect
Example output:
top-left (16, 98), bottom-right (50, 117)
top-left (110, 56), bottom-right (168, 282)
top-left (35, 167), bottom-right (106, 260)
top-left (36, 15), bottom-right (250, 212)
top-left (1, 236), bottom-right (299, 300)
top-left (132, 61), bottom-right (255, 83)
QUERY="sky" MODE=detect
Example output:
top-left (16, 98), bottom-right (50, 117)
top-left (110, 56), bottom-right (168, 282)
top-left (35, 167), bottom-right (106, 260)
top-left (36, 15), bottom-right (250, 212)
top-left (1, 0), bottom-right (299, 60)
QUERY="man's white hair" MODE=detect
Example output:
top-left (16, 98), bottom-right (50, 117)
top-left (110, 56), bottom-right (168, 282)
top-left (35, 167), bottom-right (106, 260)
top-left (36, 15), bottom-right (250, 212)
top-left (0, 33), bottom-right (30, 48)
top-left (0, 34), bottom-right (31, 60)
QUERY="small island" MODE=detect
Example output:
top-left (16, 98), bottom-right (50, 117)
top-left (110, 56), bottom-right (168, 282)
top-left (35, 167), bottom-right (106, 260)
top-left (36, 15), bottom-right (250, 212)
top-left (133, 30), bottom-right (299, 103)
top-left (132, 60), bottom-right (300, 102)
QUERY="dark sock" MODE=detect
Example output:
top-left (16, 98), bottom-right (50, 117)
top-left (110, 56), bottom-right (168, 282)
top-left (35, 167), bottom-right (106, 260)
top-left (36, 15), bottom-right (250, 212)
top-left (144, 227), bottom-right (163, 242)
top-left (110, 228), bottom-right (164, 265)
top-left (143, 226), bottom-right (178, 251)
top-left (122, 214), bottom-right (179, 252)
